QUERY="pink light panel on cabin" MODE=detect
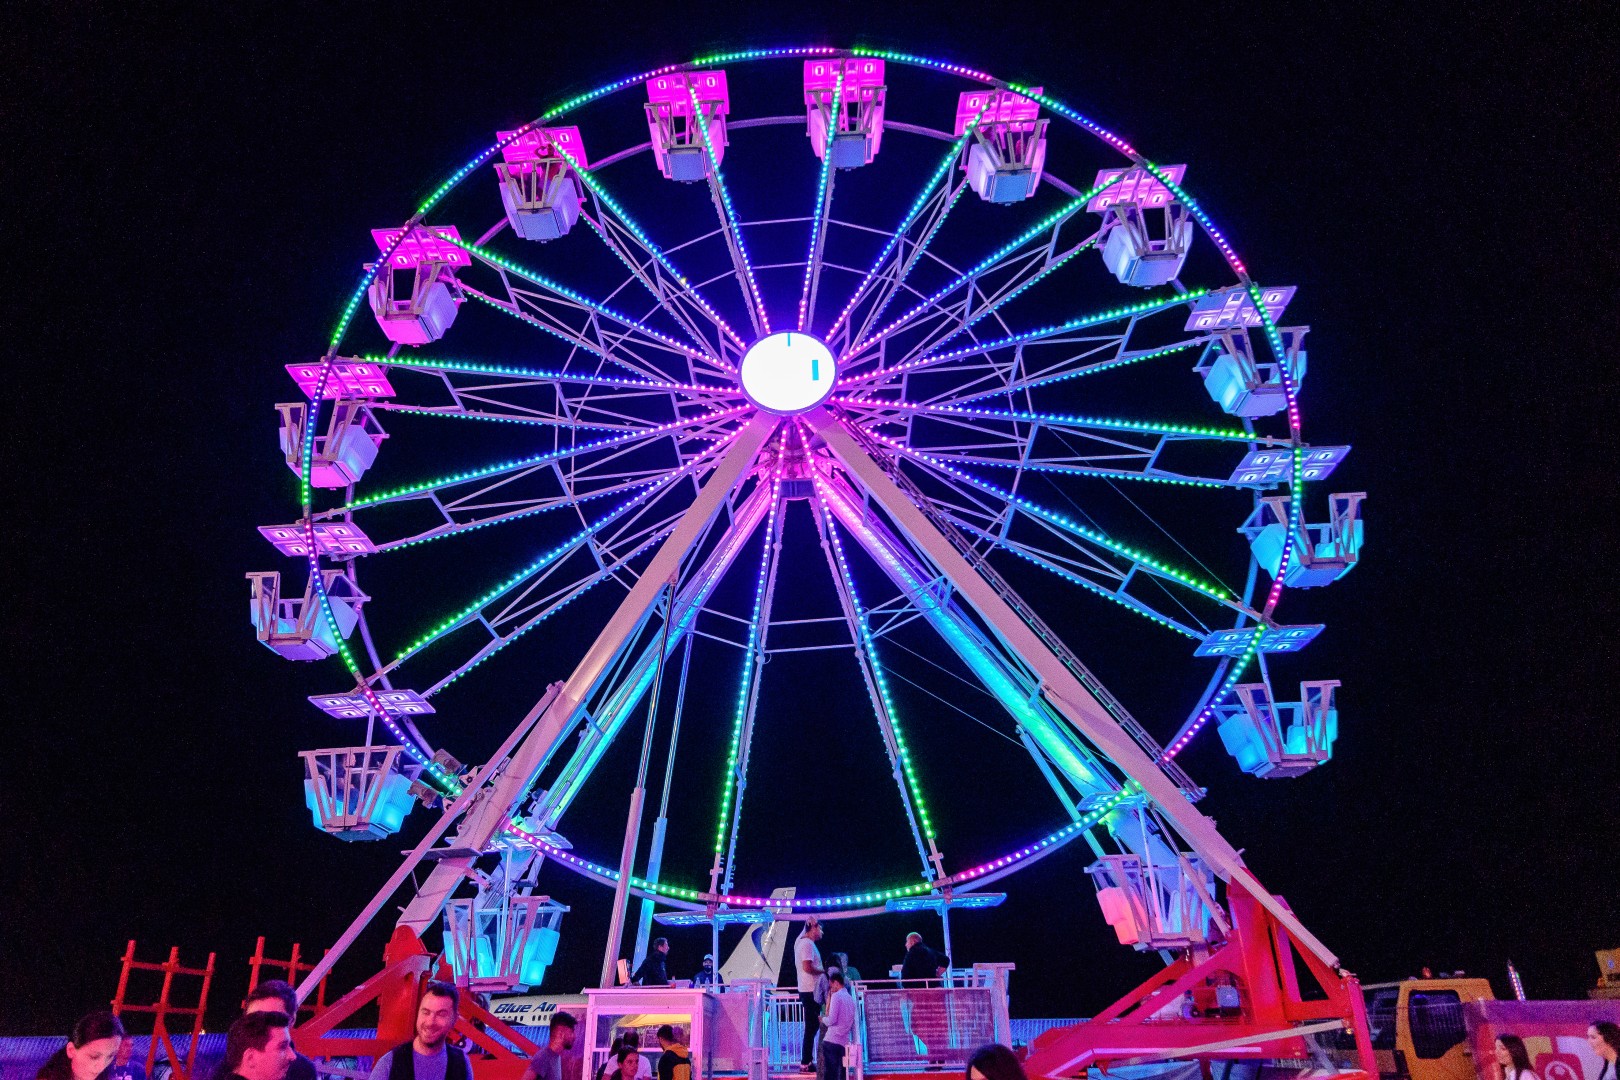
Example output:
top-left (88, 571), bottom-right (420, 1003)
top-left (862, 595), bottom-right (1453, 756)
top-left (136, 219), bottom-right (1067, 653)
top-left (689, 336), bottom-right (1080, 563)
top-left (370, 226), bottom-right (473, 269)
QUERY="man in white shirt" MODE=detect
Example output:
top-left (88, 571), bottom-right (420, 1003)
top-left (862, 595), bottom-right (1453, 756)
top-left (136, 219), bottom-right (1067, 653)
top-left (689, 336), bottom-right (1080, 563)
top-left (819, 970), bottom-right (855, 1080)
top-left (793, 917), bottom-right (825, 1071)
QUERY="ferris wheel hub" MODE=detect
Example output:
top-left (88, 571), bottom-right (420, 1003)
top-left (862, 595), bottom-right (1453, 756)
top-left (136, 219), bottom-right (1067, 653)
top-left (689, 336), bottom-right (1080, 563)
top-left (738, 331), bottom-right (837, 414)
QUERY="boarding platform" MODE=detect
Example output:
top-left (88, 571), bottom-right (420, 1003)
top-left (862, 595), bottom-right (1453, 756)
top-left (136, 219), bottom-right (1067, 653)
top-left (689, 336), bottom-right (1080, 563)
top-left (580, 966), bottom-right (1013, 1080)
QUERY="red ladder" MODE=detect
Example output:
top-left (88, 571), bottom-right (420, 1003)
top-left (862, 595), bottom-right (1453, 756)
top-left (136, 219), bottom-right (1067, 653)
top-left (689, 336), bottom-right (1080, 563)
top-left (110, 941), bottom-right (217, 1080)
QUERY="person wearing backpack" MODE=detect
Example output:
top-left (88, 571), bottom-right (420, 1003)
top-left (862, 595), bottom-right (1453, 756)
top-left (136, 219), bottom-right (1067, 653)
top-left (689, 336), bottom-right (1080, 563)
top-left (653, 1026), bottom-right (689, 1080)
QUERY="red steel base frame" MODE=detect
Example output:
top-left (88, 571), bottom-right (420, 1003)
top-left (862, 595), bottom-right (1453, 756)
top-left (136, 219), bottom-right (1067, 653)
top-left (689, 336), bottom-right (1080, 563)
top-left (296, 926), bottom-right (541, 1080)
top-left (1024, 892), bottom-right (1378, 1079)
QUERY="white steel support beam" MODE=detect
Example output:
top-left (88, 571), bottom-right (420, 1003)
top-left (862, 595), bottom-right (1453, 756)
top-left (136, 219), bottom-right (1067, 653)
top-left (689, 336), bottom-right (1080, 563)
top-left (391, 413), bottom-right (777, 938)
top-left (808, 408), bottom-right (1338, 967)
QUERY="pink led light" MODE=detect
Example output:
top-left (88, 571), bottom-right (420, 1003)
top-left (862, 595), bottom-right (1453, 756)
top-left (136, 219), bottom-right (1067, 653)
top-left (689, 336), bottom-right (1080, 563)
top-left (1184, 285), bottom-right (1296, 332)
top-left (953, 87), bottom-right (1042, 134)
top-left (287, 360), bottom-right (395, 400)
top-left (647, 70), bottom-right (731, 112)
top-left (370, 226), bottom-right (473, 269)
top-left (804, 57), bottom-right (884, 94)
top-left (1086, 164), bottom-right (1186, 212)
top-left (496, 125), bottom-right (588, 168)
top-left (260, 521), bottom-right (378, 557)
top-left (309, 688), bottom-right (435, 719)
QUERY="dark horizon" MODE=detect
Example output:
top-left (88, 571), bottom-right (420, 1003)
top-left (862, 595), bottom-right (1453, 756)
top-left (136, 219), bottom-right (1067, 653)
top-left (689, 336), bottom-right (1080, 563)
top-left (5, 1), bottom-right (1615, 1037)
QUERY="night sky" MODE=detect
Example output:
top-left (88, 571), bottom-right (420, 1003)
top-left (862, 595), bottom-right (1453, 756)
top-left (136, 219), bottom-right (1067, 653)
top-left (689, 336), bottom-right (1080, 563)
top-left (6, 2), bottom-right (1615, 1038)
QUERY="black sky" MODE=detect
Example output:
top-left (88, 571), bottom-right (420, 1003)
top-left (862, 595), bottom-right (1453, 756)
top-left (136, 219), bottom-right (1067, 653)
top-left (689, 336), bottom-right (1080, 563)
top-left (4, 0), bottom-right (1617, 1038)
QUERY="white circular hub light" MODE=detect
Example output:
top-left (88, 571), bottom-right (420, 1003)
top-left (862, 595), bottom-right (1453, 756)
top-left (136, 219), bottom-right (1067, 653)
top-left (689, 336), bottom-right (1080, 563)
top-left (738, 332), bottom-right (837, 414)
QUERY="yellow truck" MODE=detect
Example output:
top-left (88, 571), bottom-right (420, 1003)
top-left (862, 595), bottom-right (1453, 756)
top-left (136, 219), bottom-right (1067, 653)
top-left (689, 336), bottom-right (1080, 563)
top-left (1360, 976), bottom-right (1496, 1080)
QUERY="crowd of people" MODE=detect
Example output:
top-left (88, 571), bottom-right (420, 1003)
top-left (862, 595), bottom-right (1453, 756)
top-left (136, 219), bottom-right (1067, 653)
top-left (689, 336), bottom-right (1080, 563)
top-left (45, 970), bottom-right (1620, 1080)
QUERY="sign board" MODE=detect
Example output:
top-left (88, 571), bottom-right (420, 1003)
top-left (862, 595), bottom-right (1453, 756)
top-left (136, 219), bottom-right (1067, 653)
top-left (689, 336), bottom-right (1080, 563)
top-left (488, 993), bottom-right (588, 1027)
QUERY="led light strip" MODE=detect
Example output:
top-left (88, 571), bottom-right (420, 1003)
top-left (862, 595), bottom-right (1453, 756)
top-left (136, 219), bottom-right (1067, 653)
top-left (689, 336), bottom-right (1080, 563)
top-left (798, 68), bottom-right (845, 332)
top-left (342, 406), bottom-right (746, 511)
top-left (686, 81), bottom-right (772, 335)
top-left (813, 468), bottom-right (936, 844)
top-left (431, 229), bottom-right (710, 363)
top-left (946, 339), bottom-right (1204, 405)
top-left (557, 146), bottom-right (748, 356)
top-left (712, 440), bottom-right (787, 874)
top-left (392, 428), bottom-right (744, 666)
top-left (841, 287), bottom-right (1208, 389)
top-left (824, 107), bottom-right (987, 340)
top-left (841, 172), bottom-right (1129, 362)
top-left (503, 783), bottom-right (1137, 909)
top-left (862, 427), bottom-right (1237, 603)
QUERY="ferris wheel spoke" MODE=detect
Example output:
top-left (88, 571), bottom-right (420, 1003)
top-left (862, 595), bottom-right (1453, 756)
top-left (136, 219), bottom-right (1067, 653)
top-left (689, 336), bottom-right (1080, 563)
top-left (373, 352), bottom-right (735, 413)
top-left (319, 410), bottom-right (745, 518)
top-left (847, 179), bottom-right (969, 353)
top-left (809, 473), bottom-right (943, 882)
top-left (947, 337), bottom-right (1211, 406)
top-left (529, 477), bottom-right (777, 831)
top-left (688, 83), bottom-right (772, 337)
top-left (581, 211), bottom-right (742, 371)
top-left (363, 472), bottom-right (673, 553)
top-left (549, 139), bottom-right (750, 361)
top-left (841, 182), bottom-right (1114, 364)
top-left (842, 287), bottom-right (1206, 391)
top-left (459, 281), bottom-right (690, 386)
top-left (385, 428), bottom-right (747, 672)
top-left (816, 467), bottom-right (1135, 807)
top-left (434, 230), bottom-right (711, 383)
top-left (858, 224), bottom-right (1101, 382)
top-left (838, 397), bottom-right (1280, 447)
top-left (838, 400), bottom-right (1284, 488)
top-left (906, 234), bottom-right (1102, 364)
top-left (863, 430), bottom-right (1256, 616)
top-left (826, 101), bottom-right (992, 351)
top-left (418, 534), bottom-right (666, 700)
top-left (370, 399), bottom-right (645, 434)
top-left (796, 70), bottom-right (845, 333)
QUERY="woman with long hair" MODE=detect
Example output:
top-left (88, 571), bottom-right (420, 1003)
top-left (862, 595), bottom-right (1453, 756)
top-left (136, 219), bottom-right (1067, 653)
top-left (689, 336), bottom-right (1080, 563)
top-left (1494, 1035), bottom-right (1538, 1080)
top-left (1589, 1022), bottom-right (1620, 1080)
top-left (37, 1012), bottom-right (126, 1080)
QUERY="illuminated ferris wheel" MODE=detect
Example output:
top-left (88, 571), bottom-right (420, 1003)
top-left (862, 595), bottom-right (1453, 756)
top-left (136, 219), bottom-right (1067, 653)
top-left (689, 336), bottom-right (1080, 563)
top-left (248, 47), bottom-right (1368, 1066)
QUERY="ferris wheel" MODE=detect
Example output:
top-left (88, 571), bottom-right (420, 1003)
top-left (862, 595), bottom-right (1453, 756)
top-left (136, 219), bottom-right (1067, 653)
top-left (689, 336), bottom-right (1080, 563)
top-left (249, 46), bottom-right (1368, 1054)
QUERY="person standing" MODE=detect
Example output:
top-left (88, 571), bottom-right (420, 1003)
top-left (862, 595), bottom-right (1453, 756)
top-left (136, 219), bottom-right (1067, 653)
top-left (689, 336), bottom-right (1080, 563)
top-left (36, 1012), bottom-right (126, 1080)
top-left (653, 1026), bottom-right (690, 1080)
top-left (220, 1012), bottom-right (299, 1080)
top-left (819, 972), bottom-right (855, 1080)
top-left (794, 918), bottom-right (826, 1071)
top-left (692, 955), bottom-right (724, 989)
top-left (365, 982), bottom-right (471, 1080)
top-left (519, 1012), bottom-right (576, 1080)
top-left (633, 939), bottom-right (672, 986)
top-left (899, 933), bottom-right (942, 987)
top-left (240, 981), bottom-right (317, 1080)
